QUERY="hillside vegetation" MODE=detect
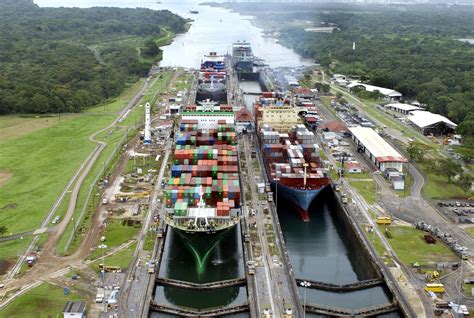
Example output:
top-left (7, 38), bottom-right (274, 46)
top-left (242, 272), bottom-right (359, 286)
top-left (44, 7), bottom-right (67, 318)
top-left (0, 0), bottom-right (186, 114)
top-left (221, 3), bottom-right (474, 145)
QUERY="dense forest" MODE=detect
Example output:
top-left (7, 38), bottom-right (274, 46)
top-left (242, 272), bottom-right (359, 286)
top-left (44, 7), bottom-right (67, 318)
top-left (0, 0), bottom-right (186, 114)
top-left (221, 3), bottom-right (474, 143)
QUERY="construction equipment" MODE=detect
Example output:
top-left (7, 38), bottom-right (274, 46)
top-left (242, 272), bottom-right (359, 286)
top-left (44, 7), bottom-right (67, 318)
top-left (425, 271), bottom-right (440, 282)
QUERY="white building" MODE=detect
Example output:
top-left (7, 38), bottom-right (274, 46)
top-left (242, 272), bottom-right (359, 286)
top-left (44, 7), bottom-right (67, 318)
top-left (347, 82), bottom-right (402, 101)
top-left (407, 110), bottom-right (457, 135)
top-left (391, 175), bottom-right (405, 190)
top-left (63, 301), bottom-right (86, 318)
top-left (349, 126), bottom-right (407, 172)
top-left (346, 161), bottom-right (363, 174)
top-left (385, 103), bottom-right (421, 115)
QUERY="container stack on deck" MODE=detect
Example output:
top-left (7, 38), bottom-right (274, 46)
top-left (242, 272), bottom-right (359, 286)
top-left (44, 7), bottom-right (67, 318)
top-left (165, 122), bottom-right (240, 217)
top-left (259, 124), bottom-right (327, 187)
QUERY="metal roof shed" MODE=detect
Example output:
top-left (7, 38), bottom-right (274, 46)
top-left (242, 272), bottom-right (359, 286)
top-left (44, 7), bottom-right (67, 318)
top-left (407, 111), bottom-right (457, 135)
top-left (385, 103), bottom-right (421, 115)
top-left (63, 301), bottom-right (86, 318)
top-left (349, 126), bottom-right (407, 172)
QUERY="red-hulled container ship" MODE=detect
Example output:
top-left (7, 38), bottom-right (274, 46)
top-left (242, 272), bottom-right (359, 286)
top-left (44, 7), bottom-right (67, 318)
top-left (254, 92), bottom-right (331, 221)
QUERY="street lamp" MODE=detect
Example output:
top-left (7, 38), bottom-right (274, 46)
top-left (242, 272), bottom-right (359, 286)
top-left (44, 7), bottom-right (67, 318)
top-left (300, 280), bottom-right (311, 318)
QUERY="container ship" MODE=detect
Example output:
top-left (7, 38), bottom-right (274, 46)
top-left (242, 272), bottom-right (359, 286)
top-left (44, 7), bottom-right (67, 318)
top-left (232, 41), bottom-right (258, 80)
top-left (255, 92), bottom-right (330, 221)
top-left (196, 52), bottom-right (227, 104)
top-left (163, 102), bottom-right (240, 266)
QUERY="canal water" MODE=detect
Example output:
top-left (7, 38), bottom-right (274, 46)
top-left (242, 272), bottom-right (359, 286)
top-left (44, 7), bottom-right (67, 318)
top-left (35, 0), bottom-right (399, 315)
top-left (279, 195), bottom-right (402, 317)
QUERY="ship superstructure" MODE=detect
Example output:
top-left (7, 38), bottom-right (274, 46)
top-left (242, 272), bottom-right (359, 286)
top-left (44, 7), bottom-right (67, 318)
top-left (232, 41), bottom-right (254, 74)
top-left (196, 52), bottom-right (227, 103)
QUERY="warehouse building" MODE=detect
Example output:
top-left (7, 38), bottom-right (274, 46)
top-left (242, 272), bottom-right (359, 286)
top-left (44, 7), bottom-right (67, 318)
top-left (407, 110), bottom-right (457, 135)
top-left (349, 126), bottom-right (407, 172)
top-left (347, 82), bottom-right (402, 101)
top-left (385, 103), bottom-right (421, 115)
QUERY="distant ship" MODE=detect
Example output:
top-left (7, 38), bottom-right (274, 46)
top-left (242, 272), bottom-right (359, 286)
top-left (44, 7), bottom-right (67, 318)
top-left (196, 52), bottom-right (227, 104)
top-left (255, 92), bottom-right (330, 221)
top-left (189, 9), bottom-right (199, 14)
top-left (232, 41), bottom-right (260, 80)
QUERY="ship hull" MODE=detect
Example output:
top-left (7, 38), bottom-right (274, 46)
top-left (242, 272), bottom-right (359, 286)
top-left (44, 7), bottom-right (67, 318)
top-left (168, 221), bottom-right (237, 273)
top-left (196, 85), bottom-right (227, 104)
top-left (271, 181), bottom-right (326, 221)
top-left (234, 61), bottom-right (254, 74)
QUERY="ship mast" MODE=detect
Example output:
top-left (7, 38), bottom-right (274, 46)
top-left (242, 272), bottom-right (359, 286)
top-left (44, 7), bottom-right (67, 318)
top-left (303, 163), bottom-right (308, 189)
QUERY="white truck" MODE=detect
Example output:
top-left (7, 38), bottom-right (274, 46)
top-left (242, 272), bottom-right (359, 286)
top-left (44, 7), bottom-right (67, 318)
top-left (95, 288), bottom-right (105, 303)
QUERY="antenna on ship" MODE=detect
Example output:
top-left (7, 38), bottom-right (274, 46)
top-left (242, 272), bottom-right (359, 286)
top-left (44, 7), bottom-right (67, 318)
top-left (303, 163), bottom-right (308, 189)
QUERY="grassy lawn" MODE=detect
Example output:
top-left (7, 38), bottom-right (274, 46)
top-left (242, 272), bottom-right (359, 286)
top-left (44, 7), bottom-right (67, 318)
top-left (143, 231), bottom-right (157, 253)
top-left (0, 81), bottom-right (144, 236)
top-left (88, 219), bottom-right (140, 260)
top-left (349, 180), bottom-right (376, 204)
top-left (345, 172), bottom-right (372, 179)
top-left (382, 226), bottom-right (457, 266)
top-left (465, 227), bottom-right (474, 238)
top-left (0, 283), bottom-right (85, 318)
top-left (418, 161), bottom-right (469, 199)
top-left (0, 114), bottom-right (76, 141)
top-left (91, 242), bottom-right (137, 273)
top-left (0, 238), bottom-right (31, 274)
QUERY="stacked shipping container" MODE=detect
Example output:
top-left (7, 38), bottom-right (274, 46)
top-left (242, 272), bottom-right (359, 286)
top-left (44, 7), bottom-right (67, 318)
top-left (165, 119), bottom-right (240, 217)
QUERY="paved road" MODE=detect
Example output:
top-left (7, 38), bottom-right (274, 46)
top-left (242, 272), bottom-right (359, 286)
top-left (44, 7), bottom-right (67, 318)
top-left (243, 136), bottom-right (278, 317)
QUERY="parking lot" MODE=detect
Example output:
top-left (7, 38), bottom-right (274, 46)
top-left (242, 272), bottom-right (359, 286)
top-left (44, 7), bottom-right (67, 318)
top-left (436, 200), bottom-right (474, 223)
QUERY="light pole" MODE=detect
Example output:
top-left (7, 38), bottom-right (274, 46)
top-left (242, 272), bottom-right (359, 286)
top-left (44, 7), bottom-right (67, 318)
top-left (300, 280), bottom-right (311, 318)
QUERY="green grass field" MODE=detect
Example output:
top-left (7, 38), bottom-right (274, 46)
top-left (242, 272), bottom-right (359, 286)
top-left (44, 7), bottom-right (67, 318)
top-left (418, 161), bottom-right (469, 199)
top-left (349, 180), bottom-right (376, 204)
top-left (465, 227), bottom-right (474, 238)
top-left (91, 242), bottom-right (137, 273)
top-left (88, 219), bottom-right (140, 260)
top-left (0, 283), bottom-right (85, 318)
top-left (382, 226), bottom-right (457, 266)
top-left (0, 81), bottom-right (144, 236)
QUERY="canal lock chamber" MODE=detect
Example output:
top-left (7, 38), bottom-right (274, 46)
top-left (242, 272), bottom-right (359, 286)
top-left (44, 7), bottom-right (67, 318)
top-left (277, 186), bottom-right (405, 317)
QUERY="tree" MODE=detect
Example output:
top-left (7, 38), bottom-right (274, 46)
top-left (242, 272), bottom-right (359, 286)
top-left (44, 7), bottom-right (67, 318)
top-left (0, 225), bottom-right (7, 237)
top-left (141, 39), bottom-right (161, 58)
top-left (314, 82), bottom-right (330, 94)
top-left (406, 142), bottom-right (431, 162)
top-left (437, 158), bottom-right (463, 183)
top-left (457, 174), bottom-right (472, 195)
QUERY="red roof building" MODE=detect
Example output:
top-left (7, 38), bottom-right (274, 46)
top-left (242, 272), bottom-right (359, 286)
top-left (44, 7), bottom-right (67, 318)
top-left (319, 121), bottom-right (350, 134)
top-left (346, 161), bottom-right (363, 173)
top-left (236, 107), bottom-right (254, 123)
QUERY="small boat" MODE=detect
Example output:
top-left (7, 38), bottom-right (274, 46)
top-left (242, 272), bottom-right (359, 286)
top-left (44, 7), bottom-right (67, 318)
top-left (189, 9), bottom-right (199, 14)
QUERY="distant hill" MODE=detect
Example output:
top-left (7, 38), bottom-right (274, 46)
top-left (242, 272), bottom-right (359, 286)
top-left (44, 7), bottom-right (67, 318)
top-left (0, 3), bottom-right (186, 114)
